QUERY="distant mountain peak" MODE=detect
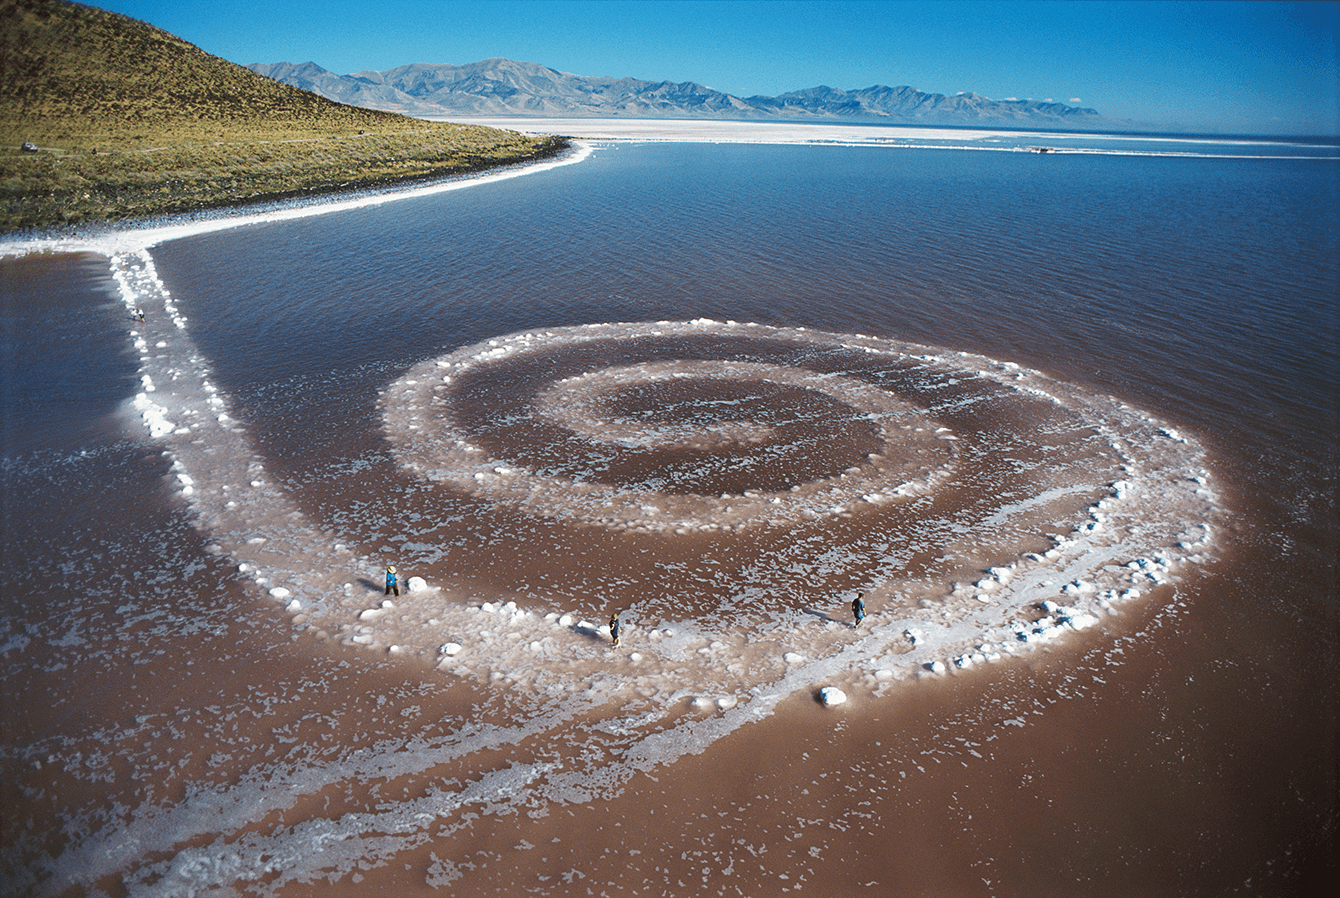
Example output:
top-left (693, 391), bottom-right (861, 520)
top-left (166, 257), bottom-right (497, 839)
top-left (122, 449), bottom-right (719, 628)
top-left (247, 57), bottom-right (1124, 129)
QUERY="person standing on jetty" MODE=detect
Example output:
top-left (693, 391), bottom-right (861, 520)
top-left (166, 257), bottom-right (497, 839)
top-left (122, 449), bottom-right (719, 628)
top-left (852, 592), bottom-right (866, 626)
top-left (609, 614), bottom-right (620, 648)
top-left (385, 565), bottom-right (399, 597)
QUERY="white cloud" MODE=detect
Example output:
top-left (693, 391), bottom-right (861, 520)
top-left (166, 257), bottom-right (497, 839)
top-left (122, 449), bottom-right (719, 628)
top-left (1069, 97), bottom-right (1082, 104)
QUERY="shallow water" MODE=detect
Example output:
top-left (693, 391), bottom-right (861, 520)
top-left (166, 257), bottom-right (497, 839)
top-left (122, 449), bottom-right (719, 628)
top-left (2, 136), bottom-right (1337, 896)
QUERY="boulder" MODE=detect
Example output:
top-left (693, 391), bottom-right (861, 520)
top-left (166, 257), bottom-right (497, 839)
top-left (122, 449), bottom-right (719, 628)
top-left (819, 686), bottom-right (847, 706)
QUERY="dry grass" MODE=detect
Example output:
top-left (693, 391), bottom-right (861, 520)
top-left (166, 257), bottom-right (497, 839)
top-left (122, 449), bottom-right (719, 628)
top-left (0, 125), bottom-right (565, 230)
top-left (0, 0), bottom-right (566, 231)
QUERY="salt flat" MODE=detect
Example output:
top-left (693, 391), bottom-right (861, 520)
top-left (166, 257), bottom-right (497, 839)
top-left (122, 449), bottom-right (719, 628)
top-left (438, 116), bottom-right (1036, 144)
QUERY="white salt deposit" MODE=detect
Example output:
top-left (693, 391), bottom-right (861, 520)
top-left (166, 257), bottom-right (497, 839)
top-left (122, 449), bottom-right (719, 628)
top-left (386, 346), bottom-right (958, 533)
top-left (98, 283), bottom-right (1222, 705)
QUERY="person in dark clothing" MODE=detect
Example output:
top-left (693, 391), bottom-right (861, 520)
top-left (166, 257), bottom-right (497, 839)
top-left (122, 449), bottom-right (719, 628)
top-left (609, 614), bottom-right (620, 647)
top-left (852, 592), bottom-right (866, 626)
top-left (385, 565), bottom-right (399, 596)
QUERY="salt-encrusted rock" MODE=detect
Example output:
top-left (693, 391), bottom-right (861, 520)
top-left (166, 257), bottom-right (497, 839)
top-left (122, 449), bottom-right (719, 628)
top-left (406, 576), bottom-right (428, 592)
top-left (783, 652), bottom-right (805, 664)
top-left (819, 687), bottom-right (847, 706)
top-left (1067, 612), bottom-right (1100, 630)
top-left (439, 642), bottom-right (462, 656)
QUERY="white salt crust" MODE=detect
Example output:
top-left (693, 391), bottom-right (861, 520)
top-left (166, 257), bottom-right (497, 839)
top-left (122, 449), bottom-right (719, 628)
top-left (104, 274), bottom-right (1220, 705)
top-left (60, 234), bottom-right (1224, 898)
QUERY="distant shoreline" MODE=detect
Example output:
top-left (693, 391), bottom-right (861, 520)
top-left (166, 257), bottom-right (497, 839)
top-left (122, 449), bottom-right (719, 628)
top-left (438, 116), bottom-right (1053, 144)
top-left (438, 117), bottom-right (1340, 148)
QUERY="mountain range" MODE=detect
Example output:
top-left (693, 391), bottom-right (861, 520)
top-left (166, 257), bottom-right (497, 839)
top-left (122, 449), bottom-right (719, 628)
top-left (248, 58), bottom-right (1128, 129)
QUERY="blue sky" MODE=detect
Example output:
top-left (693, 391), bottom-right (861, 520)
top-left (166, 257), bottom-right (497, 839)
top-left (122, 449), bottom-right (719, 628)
top-left (89, 1), bottom-right (1338, 135)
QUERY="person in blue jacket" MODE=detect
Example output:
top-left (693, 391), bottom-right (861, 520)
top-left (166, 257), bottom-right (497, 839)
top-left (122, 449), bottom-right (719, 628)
top-left (385, 565), bottom-right (399, 596)
top-left (852, 592), bottom-right (866, 626)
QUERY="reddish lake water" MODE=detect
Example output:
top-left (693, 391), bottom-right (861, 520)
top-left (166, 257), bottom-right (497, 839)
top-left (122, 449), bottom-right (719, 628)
top-left (2, 137), bottom-right (1336, 896)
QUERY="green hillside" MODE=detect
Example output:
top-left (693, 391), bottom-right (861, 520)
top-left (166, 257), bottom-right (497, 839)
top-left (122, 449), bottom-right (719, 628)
top-left (0, 0), bottom-right (565, 231)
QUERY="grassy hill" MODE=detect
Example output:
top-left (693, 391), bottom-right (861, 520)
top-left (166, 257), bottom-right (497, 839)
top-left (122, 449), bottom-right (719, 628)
top-left (0, 0), bottom-right (566, 232)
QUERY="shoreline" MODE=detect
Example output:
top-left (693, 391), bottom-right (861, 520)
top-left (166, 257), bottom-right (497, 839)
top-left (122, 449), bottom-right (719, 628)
top-left (439, 116), bottom-right (1340, 150)
top-left (442, 116), bottom-right (1040, 144)
top-left (0, 140), bottom-right (591, 259)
